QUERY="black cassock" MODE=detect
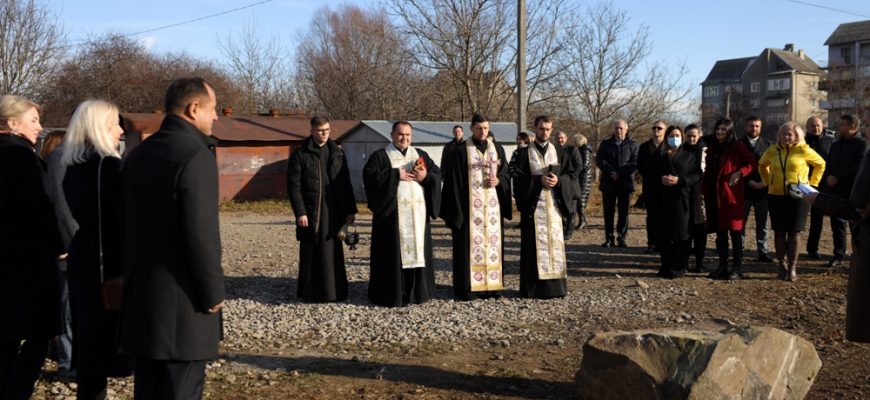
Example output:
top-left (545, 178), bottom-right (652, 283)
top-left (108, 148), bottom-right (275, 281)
top-left (512, 143), bottom-right (575, 298)
top-left (363, 148), bottom-right (442, 307)
top-left (439, 138), bottom-right (512, 300)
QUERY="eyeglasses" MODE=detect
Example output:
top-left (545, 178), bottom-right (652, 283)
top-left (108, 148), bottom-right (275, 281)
top-left (652, 126), bottom-right (664, 131)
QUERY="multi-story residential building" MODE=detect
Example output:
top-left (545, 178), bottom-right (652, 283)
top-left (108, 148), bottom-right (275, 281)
top-left (701, 44), bottom-right (825, 139)
top-left (823, 20), bottom-right (870, 124)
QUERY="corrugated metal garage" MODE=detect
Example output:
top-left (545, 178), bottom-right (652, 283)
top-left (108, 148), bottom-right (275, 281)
top-left (341, 120), bottom-right (519, 201)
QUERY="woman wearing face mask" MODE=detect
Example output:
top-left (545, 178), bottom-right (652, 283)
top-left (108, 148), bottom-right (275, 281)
top-left (61, 100), bottom-right (134, 399)
top-left (703, 118), bottom-right (757, 280)
top-left (649, 126), bottom-right (702, 278)
top-left (0, 95), bottom-right (64, 399)
top-left (758, 122), bottom-right (825, 281)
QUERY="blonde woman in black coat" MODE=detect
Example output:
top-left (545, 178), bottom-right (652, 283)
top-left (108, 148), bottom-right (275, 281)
top-left (650, 126), bottom-right (703, 278)
top-left (0, 95), bottom-right (64, 399)
top-left (62, 100), bottom-right (134, 399)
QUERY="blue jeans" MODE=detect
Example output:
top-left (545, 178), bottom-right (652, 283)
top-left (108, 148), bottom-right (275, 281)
top-left (742, 196), bottom-right (770, 255)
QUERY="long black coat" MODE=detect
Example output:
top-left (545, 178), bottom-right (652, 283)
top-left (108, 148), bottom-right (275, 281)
top-left (821, 135), bottom-right (868, 199)
top-left (595, 136), bottom-right (639, 193)
top-left (63, 155), bottom-right (134, 376)
top-left (286, 137), bottom-right (358, 243)
top-left (813, 149), bottom-right (870, 343)
top-left (0, 133), bottom-right (63, 341)
top-left (739, 135), bottom-right (772, 200)
top-left (637, 138), bottom-right (661, 205)
top-left (561, 145), bottom-right (583, 201)
top-left (364, 148), bottom-right (441, 307)
top-left (119, 116), bottom-right (225, 361)
top-left (649, 145), bottom-right (703, 242)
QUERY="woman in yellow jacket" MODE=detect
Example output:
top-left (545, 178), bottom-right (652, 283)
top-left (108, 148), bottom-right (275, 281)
top-left (759, 121), bottom-right (825, 281)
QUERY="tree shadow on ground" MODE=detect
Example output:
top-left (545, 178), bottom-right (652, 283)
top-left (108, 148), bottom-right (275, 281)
top-left (228, 354), bottom-right (573, 399)
top-left (225, 276), bottom-right (457, 306)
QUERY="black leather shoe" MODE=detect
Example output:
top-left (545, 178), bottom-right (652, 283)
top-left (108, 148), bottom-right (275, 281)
top-left (643, 245), bottom-right (655, 254)
top-left (807, 252), bottom-right (821, 259)
top-left (827, 258), bottom-right (844, 268)
top-left (708, 264), bottom-right (728, 279)
top-left (601, 239), bottom-right (614, 248)
top-left (756, 254), bottom-right (774, 263)
top-left (617, 239), bottom-right (628, 248)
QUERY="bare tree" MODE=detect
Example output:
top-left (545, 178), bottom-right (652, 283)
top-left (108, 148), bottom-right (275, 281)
top-left (296, 4), bottom-right (423, 120)
top-left (40, 33), bottom-right (242, 126)
top-left (560, 2), bottom-right (692, 143)
top-left (0, 0), bottom-right (65, 98)
top-left (391, 0), bottom-right (577, 121)
top-left (218, 20), bottom-right (295, 114)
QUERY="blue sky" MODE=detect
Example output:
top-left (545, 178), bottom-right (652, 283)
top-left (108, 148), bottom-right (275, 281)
top-left (47, 0), bottom-right (870, 89)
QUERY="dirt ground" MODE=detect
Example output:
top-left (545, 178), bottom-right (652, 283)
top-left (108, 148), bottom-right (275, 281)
top-left (33, 200), bottom-right (870, 399)
top-left (201, 202), bottom-right (869, 400)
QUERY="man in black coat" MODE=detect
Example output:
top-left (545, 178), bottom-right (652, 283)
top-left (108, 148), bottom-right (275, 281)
top-left (440, 125), bottom-right (465, 170)
top-left (821, 114), bottom-right (869, 267)
top-left (596, 119), bottom-right (639, 248)
top-left (120, 78), bottom-right (226, 399)
top-left (554, 130), bottom-right (582, 239)
top-left (804, 116), bottom-right (837, 259)
top-left (287, 116), bottom-right (358, 302)
top-left (636, 120), bottom-right (666, 253)
top-left (739, 116), bottom-right (774, 262)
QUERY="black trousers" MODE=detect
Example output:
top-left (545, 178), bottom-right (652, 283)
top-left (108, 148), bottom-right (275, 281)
top-left (602, 191), bottom-right (631, 241)
top-left (691, 223), bottom-right (708, 266)
top-left (134, 358), bottom-right (206, 400)
top-left (830, 216), bottom-right (850, 260)
top-left (715, 230), bottom-right (744, 266)
top-left (0, 338), bottom-right (49, 400)
top-left (658, 240), bottom-right (691, 273)
top-left (76, 375), bottom-right (107, 400)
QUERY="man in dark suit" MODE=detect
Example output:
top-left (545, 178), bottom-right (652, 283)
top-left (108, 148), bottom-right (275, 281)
top-left (596, 119), bottom-right (639, 248)
top-left (739, 116), bottom-right (774, 262)
top-left (821, 114), bottom-right (869, 267)
top-left (120, 77), bottom-right (225, 399)
top-left (804, 116), bottom-right (836, 259)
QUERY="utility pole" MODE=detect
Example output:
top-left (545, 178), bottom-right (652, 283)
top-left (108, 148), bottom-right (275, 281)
top-left (517, 0), bottom-right (527, 133)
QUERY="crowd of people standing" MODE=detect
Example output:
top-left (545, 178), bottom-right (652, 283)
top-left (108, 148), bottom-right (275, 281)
top-left (2, 72), bottom-right (869, 400)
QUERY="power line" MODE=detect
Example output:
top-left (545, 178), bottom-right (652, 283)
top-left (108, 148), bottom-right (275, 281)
top-left (60, 0), bottom-right (274, 50)
top-left (782, 0), bottom-right (870, 19)
top-left (125, 0), bottom-right (274, 37)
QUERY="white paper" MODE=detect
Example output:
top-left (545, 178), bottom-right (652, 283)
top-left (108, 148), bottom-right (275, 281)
top-left (797, 183), bottom-right (818, 195)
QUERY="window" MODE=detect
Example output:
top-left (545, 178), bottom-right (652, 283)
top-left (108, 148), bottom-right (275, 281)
top-left (703, 86), bottom-right (720, 97)
top-left (767, 78), bottom-right (791, 91)
top-left (861, 43), bottom-right (870, 64)
top-left (766, 113), bottom-right (788, 126)
top-left (730, 84), bottom-right (743, 94)
top-left (750, 99), bottom-right (760, 109)
top-left (766, 98), bottom-right (786, 108)
top-left (842, 47), bottom-right (853, 65)
top-left (751, 82), bottom-right (760, 92)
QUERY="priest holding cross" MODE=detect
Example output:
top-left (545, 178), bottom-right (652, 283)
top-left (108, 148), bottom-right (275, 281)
top-left (363, 121), bottom-right (442, 307)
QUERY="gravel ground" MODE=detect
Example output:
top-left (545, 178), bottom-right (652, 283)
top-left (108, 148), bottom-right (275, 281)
top-left (31, 206), bottom-right (870, 399)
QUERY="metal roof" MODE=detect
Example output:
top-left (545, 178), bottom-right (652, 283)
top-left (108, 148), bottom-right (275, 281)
top-left (702, 57), bottom-right (755, 84)
top-left (768, 49), bottom-right (823, 74)
top-left (825, 20), bottom-right (870, 46)
top-left (354, 120), bottom-right (519, 144)
top-left (121, 113), bottom-right (359, 143)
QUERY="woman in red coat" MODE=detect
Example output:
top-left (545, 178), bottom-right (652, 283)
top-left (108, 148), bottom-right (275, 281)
top-left (703, 118), bottom-right (757, 280)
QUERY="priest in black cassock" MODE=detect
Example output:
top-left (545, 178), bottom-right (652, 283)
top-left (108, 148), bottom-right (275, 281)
top-left (287, 116), bottom-right (358, 302)
top-left (363, 121), bottom-right (442, 307)
top-left (439, 113), bottom-right (512, 300)
top-left (512, 115), bottom-right (574, 298)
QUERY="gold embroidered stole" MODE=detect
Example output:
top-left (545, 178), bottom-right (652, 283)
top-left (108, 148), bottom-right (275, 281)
top-left (386, 144), bottom-right (427, 269)
top-left (467, 140), bottom-right (503, 291)
top-left (528, 144), bottom-right (567, 280)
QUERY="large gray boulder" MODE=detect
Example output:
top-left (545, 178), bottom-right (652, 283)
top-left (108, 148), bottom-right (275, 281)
top-left (575, 323), bottom-right (821, 400)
